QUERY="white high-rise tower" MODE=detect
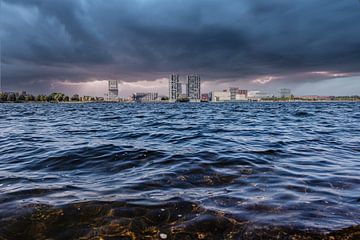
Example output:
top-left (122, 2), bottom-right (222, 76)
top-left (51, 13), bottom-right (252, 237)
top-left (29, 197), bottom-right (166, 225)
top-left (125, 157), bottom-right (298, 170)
top-left (169, 74), bottom-right (180, 101)
top-left (108, 80), bottom-right (119, 101)
top-left (187, 75), bottom-right (201, 101)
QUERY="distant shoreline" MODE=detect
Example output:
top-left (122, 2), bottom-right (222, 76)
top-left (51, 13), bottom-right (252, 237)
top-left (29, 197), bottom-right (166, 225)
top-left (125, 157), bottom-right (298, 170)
top-left (1, 100), bottom-right (360, 104)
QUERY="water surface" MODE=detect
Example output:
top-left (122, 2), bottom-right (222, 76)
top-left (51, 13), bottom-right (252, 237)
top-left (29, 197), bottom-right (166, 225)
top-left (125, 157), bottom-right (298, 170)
top-left (1, 102), bottom-right (359, 239)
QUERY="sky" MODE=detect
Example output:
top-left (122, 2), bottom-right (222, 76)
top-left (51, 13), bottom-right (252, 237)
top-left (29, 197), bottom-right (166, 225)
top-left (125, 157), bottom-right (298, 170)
top-left (1, 0), bottom-right (360, 97)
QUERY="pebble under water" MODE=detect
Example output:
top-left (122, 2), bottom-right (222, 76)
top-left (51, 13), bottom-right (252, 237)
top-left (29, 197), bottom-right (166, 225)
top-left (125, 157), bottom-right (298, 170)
top-left (0, 102), bottom-right (360, 239)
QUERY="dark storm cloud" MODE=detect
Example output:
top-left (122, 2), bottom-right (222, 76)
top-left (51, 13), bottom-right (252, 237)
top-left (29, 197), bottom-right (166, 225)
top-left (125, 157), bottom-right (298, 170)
top-left (1, 0), bottom-right (360, 91)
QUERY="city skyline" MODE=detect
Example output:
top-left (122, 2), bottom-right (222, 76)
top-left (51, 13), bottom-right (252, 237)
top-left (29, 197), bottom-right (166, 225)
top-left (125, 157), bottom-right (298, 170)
top-left (2, 76), bottom-right (360, 102)
top-left (1, 0), bottom-right (360, 96)
top-left (2, 76), bottom-right (360, 99)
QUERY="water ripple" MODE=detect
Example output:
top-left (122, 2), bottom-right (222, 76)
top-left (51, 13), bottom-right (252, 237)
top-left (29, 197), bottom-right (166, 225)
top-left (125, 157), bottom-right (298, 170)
top-left (1, 102), bottom-right (360, 238)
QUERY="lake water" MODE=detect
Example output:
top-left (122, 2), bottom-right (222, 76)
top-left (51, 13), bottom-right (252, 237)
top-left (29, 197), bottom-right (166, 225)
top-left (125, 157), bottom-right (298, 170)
top-left (1, 102), bottom-right (359, 239)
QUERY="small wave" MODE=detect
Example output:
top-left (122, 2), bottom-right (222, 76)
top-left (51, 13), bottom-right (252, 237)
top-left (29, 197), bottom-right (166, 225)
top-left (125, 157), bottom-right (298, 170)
top-left (1, 102), bottom-right (360, 233)
top-left (128, 168), bottom-right (238, 191)
top-left (26, 145), bottom-right (166, 173)
top-left (248, 149), bottom-right (284, 156)
top-left (293, 111), bottom-right (314, 117)
top-left (0, 186), bottom-right (79, 204)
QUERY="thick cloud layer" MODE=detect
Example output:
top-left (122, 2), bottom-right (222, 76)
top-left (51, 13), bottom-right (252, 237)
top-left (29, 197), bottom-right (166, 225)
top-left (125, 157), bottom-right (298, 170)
top-left (1, 0), bottom-right (360, 93)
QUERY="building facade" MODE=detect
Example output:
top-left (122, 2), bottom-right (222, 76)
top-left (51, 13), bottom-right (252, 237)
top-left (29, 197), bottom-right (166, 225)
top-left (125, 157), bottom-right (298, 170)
top-left (108, 80), bottom-right (119, 101)
top-left (133, 92), bottom-right (159, 102)
top-left (211, 91), bottom-right (231, 102)
top-left (228, 87), bottom-right (238, 101)
top-left (177, 82), bottom-right (183, 96)
top-left (248, 91), bottom-right (272, 100)
top-left (211, 88), bottom-right (249, 102)
top-left (201, 93), bottom-right (209, 102)
top-left (169, 74), bottom-right (180, 101)
top-left (238, 89), bottom-right (248, 96)
top-left (235, 94), bottom-right (247, 100)
top-left (187, 75), bottom-right (201, 101)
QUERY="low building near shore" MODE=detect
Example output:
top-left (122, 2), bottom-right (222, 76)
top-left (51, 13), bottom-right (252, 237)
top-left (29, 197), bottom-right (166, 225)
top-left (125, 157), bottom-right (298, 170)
top-left (211, 88), bottom-right (249, 102)
top-left (235, 94), bottom-right (247, 101)
top-left (132, 92), bottom-right (159, 102)
top-left (201, 93), bottom-right (209, 102)
top-left (247, 91), bottom-right (273, 101)
top-left (211, 90), bottom-right (231, 102)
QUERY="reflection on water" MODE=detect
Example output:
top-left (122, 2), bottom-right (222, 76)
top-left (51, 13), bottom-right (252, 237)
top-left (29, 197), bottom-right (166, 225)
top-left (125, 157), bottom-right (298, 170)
top-left (1, 102), bottom-right (360, 239)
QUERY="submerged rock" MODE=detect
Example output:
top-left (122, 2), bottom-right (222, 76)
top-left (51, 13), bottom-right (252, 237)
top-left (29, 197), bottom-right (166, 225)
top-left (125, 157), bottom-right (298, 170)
top-left (0, 200), bottom-right (359, 240)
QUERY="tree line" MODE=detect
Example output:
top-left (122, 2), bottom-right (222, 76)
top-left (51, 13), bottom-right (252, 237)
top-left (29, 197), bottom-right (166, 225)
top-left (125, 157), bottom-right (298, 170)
top-left (0, 92), bottom-right (84, 102)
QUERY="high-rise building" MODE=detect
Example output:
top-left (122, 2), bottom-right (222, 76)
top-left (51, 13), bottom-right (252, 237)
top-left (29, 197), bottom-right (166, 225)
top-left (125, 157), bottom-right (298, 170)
top-left (108, 80), bottom-right (119, 101)
top-left (187, 75), bottom-right (201, 101)
top-left (177, 82), bottom-right (183, 95)
top-left (279, 88), bottom-right (291, 98)
top-left (169, 74), bottom-right (180, 101)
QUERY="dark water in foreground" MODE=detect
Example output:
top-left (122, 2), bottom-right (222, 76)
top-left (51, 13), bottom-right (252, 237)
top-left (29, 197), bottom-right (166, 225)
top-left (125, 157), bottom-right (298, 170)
top-left (1, 102), bottom-right (360, 239)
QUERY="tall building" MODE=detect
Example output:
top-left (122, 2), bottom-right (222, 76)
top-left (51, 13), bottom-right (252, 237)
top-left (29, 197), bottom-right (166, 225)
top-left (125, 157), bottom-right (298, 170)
top-left (187, 75), bottom-right (201, 101)
top-left (108, 80), bottom-right (119, 101)
top-left (177, 82), bottom-right (183, 95)
top-left (279, 88), bottom-right (291, 98)
top-left (169, 74), bottom-right (180, 101)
